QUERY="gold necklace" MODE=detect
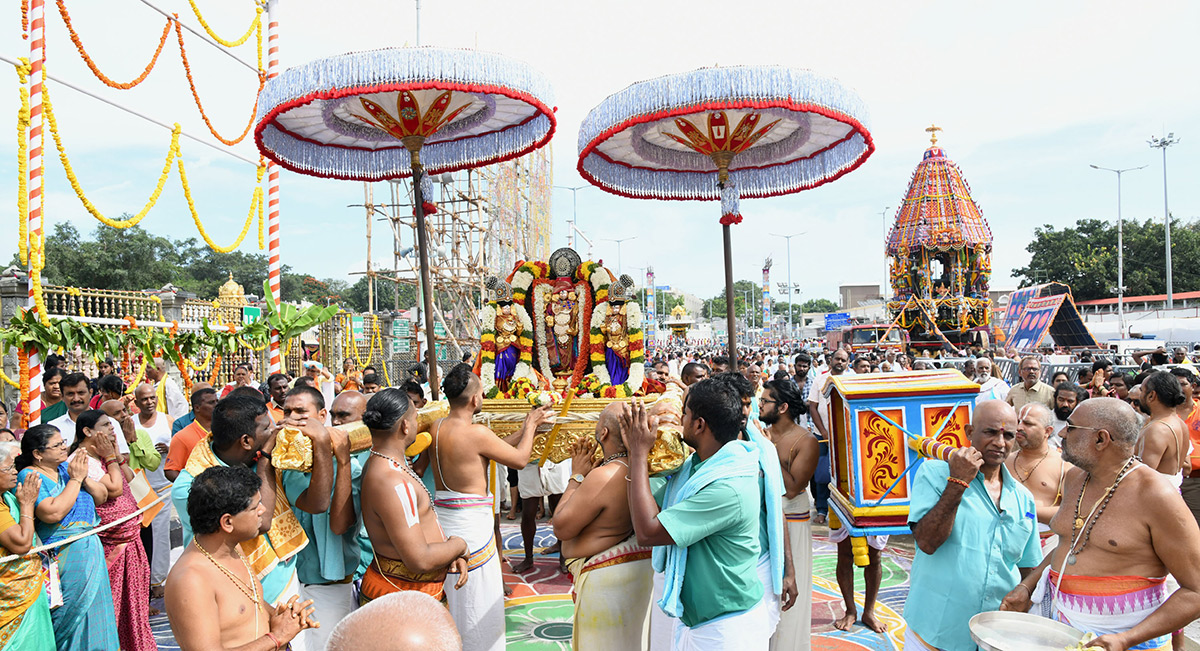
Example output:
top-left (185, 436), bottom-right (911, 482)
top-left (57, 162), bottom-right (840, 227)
top-left (1014, 448), bottom-right (1050, 483)
top-left (194, 538), bottom-right (262, 611)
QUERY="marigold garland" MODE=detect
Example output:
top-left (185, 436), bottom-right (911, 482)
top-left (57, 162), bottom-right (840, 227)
top-left (177, 152), bottom-right (266, 253)
top-left (187, 1), bottom-right (262, 48)
top-left (0, 366), bottom-right (19, 388)
top-left (125, 358), bottom-right (148, 394)
top-left (18, 349), bottom-right (29, 429)
top-left (174, 19), bottom-right (265, 146)
top-left (57, 1), bottom-right (173, 90)
top-left (15, 59), bottom-right (30, 266)
top-left (45, 79), bottom-right (179, 229)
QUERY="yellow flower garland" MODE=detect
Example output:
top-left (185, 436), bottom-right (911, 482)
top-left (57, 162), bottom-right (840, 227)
top-left (187, 1), bottom-right (262, 48)
top-left (125, 358), bottom-right (148, 394)
top-left (0, 367), bottom-right (19, 389)
top-left (42, 72), bottom-right (266, 251)
top-left (15, 59), bottom-right (30, 266)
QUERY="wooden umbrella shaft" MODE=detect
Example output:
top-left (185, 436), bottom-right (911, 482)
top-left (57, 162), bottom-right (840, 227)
top-left (723, 223), bottom-right (737, 365)
top-left (409, 147), bottom-right (441, 400)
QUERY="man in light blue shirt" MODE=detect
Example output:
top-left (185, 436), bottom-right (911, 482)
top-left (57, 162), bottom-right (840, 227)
top-left (904, 400), bottom-right (1042, 651)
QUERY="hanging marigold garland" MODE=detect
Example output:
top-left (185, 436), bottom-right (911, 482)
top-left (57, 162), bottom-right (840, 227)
top-left (57, 1), bottom-right (172, 90)
top-left (15, 59), bottom-right (30, 266)
top-left (174, 18), bottom-right (265, 146)
top-left (186, 0), bottom-right (262, 48)
top-left (18, 349), bottom-right (29, 429)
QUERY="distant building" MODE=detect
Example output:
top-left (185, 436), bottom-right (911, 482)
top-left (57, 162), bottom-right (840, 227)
top-left (840, 284), bottom-right (883, 310)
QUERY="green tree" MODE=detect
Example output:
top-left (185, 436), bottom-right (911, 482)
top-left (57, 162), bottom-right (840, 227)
top-left (1014, 215), bottom-right (1200, 301)
top-left (801, 298), bottom-right (839, 313)
top-left (19, 221), bottom-right (181, 290)
top-left (704, 280), bottom-right (763, 327)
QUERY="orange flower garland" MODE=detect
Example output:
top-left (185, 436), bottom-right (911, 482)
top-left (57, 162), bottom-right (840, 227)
top-left (57, 1), bottom-right (172, 90)
top-left (174, 18), bottom-right (264, 146)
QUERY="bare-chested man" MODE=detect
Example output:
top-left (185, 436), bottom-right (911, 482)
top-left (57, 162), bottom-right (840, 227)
top-left (1001, 398), bottom-right (1200, 650)
top-left (553, 404), bottom-right (652, 650)
top-left (167, 466), bottom-right (317, 650)
top-left (761, 379), bottom-right (820, 649)
top-left (1137, 371), bottom-right (1190, 488)
top-left (360, 388), bottom-right (469, 606)
top-left (1007, 402), bottom-right (1073, 556)
top-left (426, 363), bottom-right (552, 651)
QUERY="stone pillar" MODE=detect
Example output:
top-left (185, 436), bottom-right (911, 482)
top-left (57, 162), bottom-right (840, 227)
top-left (0, 267), bottom-right (31, 408)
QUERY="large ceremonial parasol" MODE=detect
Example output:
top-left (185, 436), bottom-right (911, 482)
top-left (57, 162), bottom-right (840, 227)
top-left (577, 66), bottom-right (873, 359)
top-left (255, 47), bottom-right (556, 396)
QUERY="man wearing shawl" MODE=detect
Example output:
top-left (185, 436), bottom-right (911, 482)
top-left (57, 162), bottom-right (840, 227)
top-left (622, 380), bottom-right (767, 651)
top-left (171, 394), bottom-right (314, 650)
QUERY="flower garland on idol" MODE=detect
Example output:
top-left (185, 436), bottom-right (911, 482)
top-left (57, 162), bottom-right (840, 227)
top-left (588, 298), bottom-right (645, 399)
top-left (530, 280), bottom-right (593, 390)
top-left (477, 299), bottom-right (536, 399)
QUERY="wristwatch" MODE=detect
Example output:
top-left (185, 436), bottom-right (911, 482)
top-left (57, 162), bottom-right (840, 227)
top-left (570, 473), bottom-right (586, 484)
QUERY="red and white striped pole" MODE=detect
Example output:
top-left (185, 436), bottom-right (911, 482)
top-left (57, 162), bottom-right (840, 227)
top-left (25, 0), bottom-right (46, 426)
top-left (265, 0), bottom-right (283, 374)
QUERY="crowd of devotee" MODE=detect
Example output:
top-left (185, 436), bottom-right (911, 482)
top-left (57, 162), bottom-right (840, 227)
top-left (1, 341), bottom-right (1199, 650)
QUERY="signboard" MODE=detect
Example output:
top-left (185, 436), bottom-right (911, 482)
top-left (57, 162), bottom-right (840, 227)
top-left (824, 312), bottom-right (851, 330)
top-left (351, 316), bottom-right (366, 342)
top-left (1009, 295), bottom-right (1065, 353)
top-left (241, 306), bottom-right (262, 325)
top-left (434, 321), bottom-right (446, 337)
top-left (391, 319), bottom-right (412, 355)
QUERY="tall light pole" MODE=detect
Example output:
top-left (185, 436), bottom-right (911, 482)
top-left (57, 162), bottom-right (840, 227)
top-left (879, 206), bottom-right (891, 299)
top-left (1148, 133), bottom-right (1179, 308)
top-left (1089, 163), bottom-right (1146, 337)
top-left (601, 236), bottom-right (636, 275)
top-left (554, 185), bottom-right (593, 253)
top-left (771, 232), bottom-right (805, 341)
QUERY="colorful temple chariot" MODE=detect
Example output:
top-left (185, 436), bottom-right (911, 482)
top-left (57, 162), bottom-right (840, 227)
top-left (886, 126), bottom-right (993, 352)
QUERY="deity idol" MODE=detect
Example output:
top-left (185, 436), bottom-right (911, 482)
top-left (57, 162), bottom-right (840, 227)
top-left (544, 277), bottom-right (579, 374)
top-left (485, 276), bottom-right (523, 391)
top-left (602, 275), bottom-right (636, 385)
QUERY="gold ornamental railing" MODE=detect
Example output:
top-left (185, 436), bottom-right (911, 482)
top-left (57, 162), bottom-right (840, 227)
top-left (41, 285), bottom-right (162, 321)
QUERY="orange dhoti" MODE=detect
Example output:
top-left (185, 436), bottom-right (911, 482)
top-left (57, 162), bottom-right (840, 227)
top-left (359, 555), bottom-right (448, 605)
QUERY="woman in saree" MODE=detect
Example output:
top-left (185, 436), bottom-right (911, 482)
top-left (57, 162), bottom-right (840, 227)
top-left (16, 422), bottom-right (119, 651)
top-left (72, 411), bottom-right (157, 650)
top-left (0, 440), bottom-right (53, 649)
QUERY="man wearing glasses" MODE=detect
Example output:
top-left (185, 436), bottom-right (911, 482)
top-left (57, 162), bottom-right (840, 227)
top-left (1001, 398), bottom-right (1200, 651)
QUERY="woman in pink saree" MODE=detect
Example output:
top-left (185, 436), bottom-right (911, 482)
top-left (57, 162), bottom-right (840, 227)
top-left (74, 410), bottom-right (157, 651)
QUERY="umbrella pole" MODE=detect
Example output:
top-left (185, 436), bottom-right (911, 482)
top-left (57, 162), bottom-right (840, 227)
top-left (723, 223), bottom-right (737, 364)
top-left (411, 159), bottom-right (441, 400)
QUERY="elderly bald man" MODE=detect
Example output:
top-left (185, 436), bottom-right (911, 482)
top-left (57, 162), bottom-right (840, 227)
top-left (904, 400), bottom-right (1043, 651)
top-left (1002, 398), bottom-right (1200, 650)
top-left (326, 591), bottom-right (460, 650)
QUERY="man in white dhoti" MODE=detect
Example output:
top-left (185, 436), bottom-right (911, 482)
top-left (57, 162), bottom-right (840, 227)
top-left (554, 403), bottom-right (653, 650)
top-left (427, 363), bottom-right (553, 651)
top-left (623, 381), bottom-right (767, 651)
top-left (761, 379), bottom-right (820, 650)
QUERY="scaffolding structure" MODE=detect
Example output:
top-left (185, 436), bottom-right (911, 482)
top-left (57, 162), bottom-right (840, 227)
top-left (356, 147), bottom-right (553, 357)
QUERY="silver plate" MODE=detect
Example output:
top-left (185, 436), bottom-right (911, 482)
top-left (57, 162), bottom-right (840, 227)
top-left (969, 611), bottom-right (1086, 651)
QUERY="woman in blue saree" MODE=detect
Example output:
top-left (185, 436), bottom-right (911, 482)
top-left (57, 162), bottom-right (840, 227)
top-left (16, 422), bottom-right (119, 651)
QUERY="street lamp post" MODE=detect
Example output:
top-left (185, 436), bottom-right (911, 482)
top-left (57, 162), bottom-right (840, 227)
top-left (554, 184), bottom-right (593, 254)
top-left (1089, 163), bottom-right (1146, 338)
top-left (1148, 133), bottom-right (1179, 308)
top-left (771, 232), bottom-right (805, 341)
top-left (601, 236), bottom-right (637, 275)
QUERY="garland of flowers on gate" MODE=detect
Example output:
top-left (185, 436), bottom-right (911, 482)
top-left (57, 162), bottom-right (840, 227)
top-left (478, 301), bottom-right (535, 398)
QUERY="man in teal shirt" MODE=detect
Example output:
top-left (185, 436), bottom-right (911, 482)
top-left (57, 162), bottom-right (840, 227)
top-left (624, 379), bottom-right (768, 650)
top-left (279, 385), bottom-right (356, 650)
top-left (905, 399), bottom-right (1042, 651)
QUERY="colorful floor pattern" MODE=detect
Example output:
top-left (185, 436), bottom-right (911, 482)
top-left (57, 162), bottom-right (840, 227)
top-left (146, 520), bottom-right (915, 650)
top-left (498, 521), bottom-right (914, 650)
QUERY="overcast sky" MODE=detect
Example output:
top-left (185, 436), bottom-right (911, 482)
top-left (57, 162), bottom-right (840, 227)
top-left (3, 1), bottom-right (1197, 304)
